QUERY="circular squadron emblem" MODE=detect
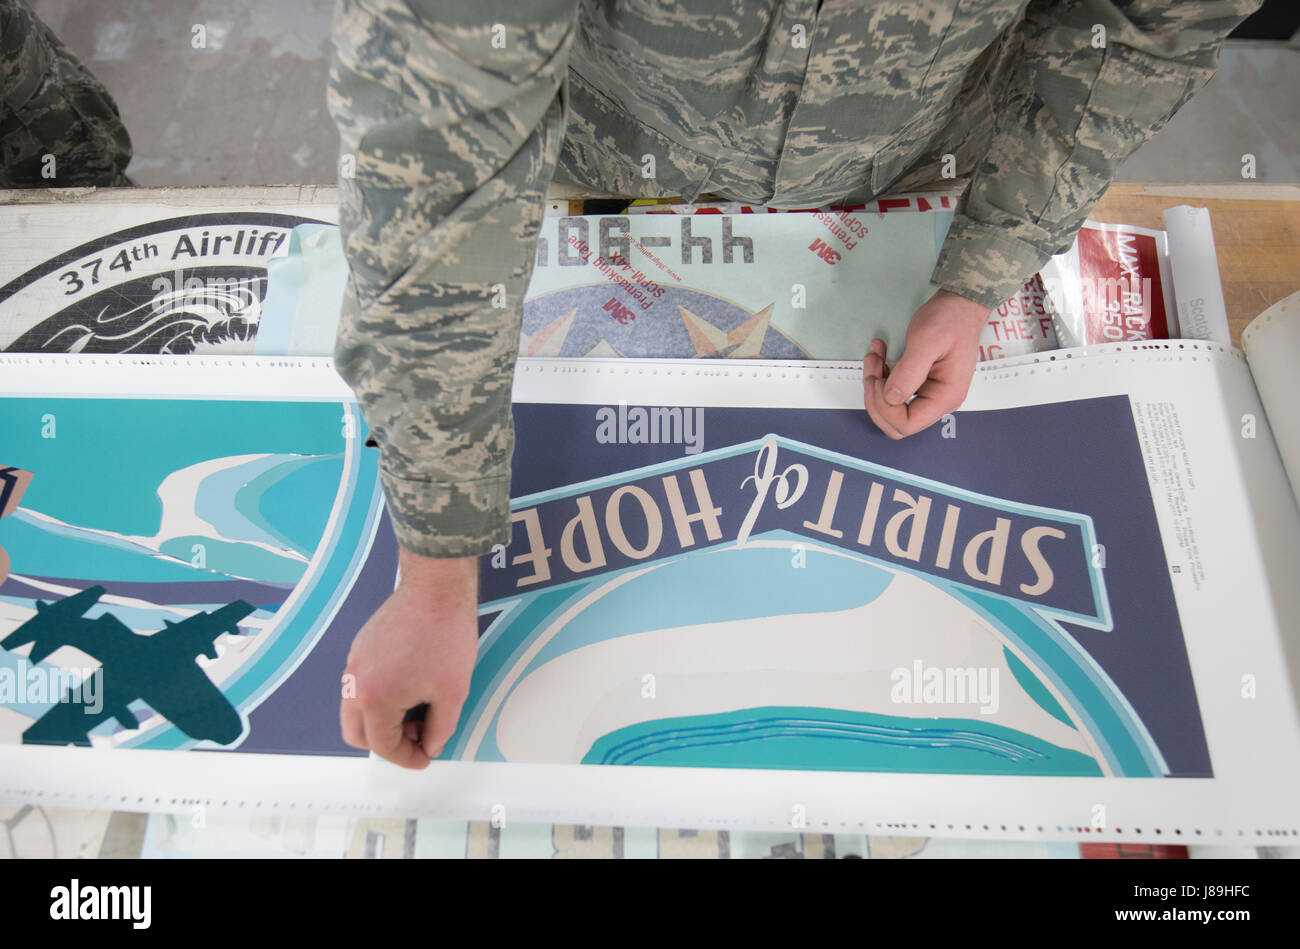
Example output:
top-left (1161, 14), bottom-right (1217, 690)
top-left (0, 212), bottom-right (326, 354)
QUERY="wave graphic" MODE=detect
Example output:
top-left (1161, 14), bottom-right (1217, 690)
top-left (589, 715), bottom-right (1045, 764)
top-left (5, 452), bottom-right (343, 588)
top-left (13, 454), bottom-right (313, 562)
top-left (582, 706), bottom-right (1104, 776)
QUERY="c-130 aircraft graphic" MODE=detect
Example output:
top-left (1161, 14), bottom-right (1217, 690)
top-left (2, 585), bottom-right (255, 747)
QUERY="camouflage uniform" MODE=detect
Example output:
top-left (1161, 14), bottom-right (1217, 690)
top-left (327, 0), bottom-right (1258, 558)
top-left (0, 0), bottom-right (132, 188)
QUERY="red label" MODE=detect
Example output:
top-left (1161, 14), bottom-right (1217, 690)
top-left (1076, 227), bottom-right (1169, 342)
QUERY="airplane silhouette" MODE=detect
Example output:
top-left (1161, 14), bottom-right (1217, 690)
top-left (1, 585), bottom-right (255, 747)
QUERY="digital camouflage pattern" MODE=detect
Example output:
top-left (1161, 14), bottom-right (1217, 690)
top-left (327, 0), bottom-right (1259, 558)
top-left (0, 0), bottom-right (132, 187)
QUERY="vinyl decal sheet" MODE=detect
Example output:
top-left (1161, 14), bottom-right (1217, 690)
top-left (467, 399), bottom-right (1193, 780)
top-left (1, 351), bottom-right (1297, 839)
top-left (0, 387), bottom-right (383, 757)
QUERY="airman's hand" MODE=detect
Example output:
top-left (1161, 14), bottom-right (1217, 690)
top-left (863, 288), bottom-right (989, 439)
top-left (339, 551), bottom-right (478, 769)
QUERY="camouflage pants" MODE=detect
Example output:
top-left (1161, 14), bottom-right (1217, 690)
top-left (0, 0), bottom-right (132, 187)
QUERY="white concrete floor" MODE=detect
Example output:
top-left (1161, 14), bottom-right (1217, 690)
top-left (25, 0), bottom-right (1300, 188)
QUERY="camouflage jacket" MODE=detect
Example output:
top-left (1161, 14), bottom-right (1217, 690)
top-left (327, 0), bottom-right (1257, 558)
top-left (1, 0), bottom-right (133, 187)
